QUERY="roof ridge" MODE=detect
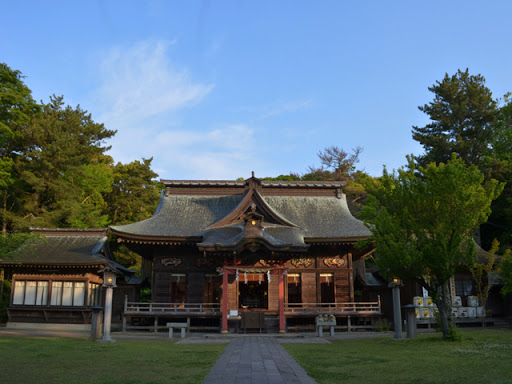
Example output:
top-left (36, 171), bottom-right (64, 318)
top-left (161, 180), bottom-right (346, 188)
top-left (30, 227), bottom-right (107, 232)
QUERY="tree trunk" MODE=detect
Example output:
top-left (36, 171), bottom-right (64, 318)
top-left (481, 297), bottom-right (487, 328)
top-left (0, 268), bottom-right (4, 305)
top-left (438, 281), bottom-right (452, 339)
top-left (2, 190), bottom-right (7, 237)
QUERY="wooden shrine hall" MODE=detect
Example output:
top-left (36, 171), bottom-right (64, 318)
top-left (110, 174), bottom-right (380, 333)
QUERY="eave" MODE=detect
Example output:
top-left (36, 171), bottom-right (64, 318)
top-left (1, 262), bottom-right (107, 268)
top-left (304, 236), bottom-right (371, 245)
top-left (111, 228), bottom-right (202, 246)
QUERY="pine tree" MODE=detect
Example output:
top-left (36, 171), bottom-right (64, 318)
top-left (412, 69), bottom-right (499, 167)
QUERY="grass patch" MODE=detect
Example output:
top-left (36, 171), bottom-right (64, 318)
top-left (284, 329), bottom-right (512, 384)
top-left (0, 337), bottom-right (226, 384)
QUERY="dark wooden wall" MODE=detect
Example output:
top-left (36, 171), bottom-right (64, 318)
top-left (149, 245), bottom-right (357, 307)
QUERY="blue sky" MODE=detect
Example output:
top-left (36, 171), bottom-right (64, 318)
top-left (2, 1), bottom-right (511, 180)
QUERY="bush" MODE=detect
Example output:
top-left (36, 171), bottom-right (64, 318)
top-left (0, 280), bottom-right (11, 323)
top-left (446, 322), bottom-right (462, 342)
top-left (374, 318), bottom-right (391, 332)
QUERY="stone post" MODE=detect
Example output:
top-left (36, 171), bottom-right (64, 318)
top-left (90, 306), bottom-right (103, 340)
top-left (101, 287), bottom-right (114, 342)
top-left (389, 281), bottom-right (404, 340)
top-left (403, 304), bottom-right (417, 339)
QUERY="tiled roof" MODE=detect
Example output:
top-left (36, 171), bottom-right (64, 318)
top-left (1, 229), bottom-right (133, 273)
top-left (111, 193), bottom-right (371, 241)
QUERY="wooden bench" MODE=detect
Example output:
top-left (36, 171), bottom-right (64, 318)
top-left (167, 322), bottom-right (187, 338)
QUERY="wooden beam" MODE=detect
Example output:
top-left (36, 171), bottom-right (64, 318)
top-left (278, 272), bottom-right (285, 333)
top-left (221, 271), bottom-right (229, 333)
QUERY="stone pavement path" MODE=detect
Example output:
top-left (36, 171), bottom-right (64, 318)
top-left (202, 336), bottom-right (317, 384)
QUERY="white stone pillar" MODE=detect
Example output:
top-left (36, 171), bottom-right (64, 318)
top-left (101, 287), bottom-right (115, 342)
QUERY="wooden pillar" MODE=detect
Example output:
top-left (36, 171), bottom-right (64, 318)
top-left (278, 271), bottom-right (285, 333)
top-left (348, 253), bottom-right (354, 302)
top-left (221, 270), bottom-right (229, 334)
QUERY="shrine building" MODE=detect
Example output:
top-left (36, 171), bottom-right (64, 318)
top-left (110, 174), bottom-right (380, 333)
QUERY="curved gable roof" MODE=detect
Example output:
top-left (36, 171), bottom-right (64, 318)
top-left (110, 179), bottom-right (372, 243)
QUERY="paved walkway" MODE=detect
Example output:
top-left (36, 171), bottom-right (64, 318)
top-left (202, 336), bottom-right (317, 384)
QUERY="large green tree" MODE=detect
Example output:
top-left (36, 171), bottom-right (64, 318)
top-left (19, 95), bottom-right (116, 228)
top-left (0, 63), bottom-right (40, 235)
top-left (106, 158), bottom-right (160, 225)
top-left (412, 69), bottom-right (512, 249)
top-left (480, 96), bottom-right (512, 248)
top-left (105, 158), bottom-right (161, 272)
top-left (412, 69), bottom-right (499, 167)
top-left (362, 155), bottom-right (503, 339)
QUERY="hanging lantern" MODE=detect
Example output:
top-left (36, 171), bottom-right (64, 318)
top-left (235, 269), bottom-right (239, 282)
top-left (244, 272), bottom-right (248, 284)
top-left (258, 274), bottom-right (262, 285)
top-left (267, 271), bottom-right (271, 283)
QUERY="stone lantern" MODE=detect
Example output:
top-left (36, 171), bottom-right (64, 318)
top-left (99, 265), bottom-right (118, 343)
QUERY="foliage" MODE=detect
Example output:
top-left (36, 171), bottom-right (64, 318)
top-left (105, 158), bottom-right (161, 225)
top-left (303, 145), bottom-right (363, 181)
top-left (285, 330), bottom-right (512, 384)
top-left (16, 95), bottom-right (116, 229)
top-left (469, 239), bottom-right (509, 326)
top-left (112, 243), bottom-right (142, 274)
top-left (0, 232), bottom-right (45, 261)
top-left (105, 159), bottom-right (160, 273)
top-left (0, 63), bottom-right (164, 288)
top-left (0, 63), bottom-right (40, 158)
top-left (139, 287), bottom-right (152, 302)
top-left (432, 310), bottom-right (462, 341)
top-left (0, 63), bottom-right (41, 235)
top-left (499, 250), bottom-right (512, 296)
top-left (373, 318), bottom-right (391, 332)
top-left (261, 174), bottom-right (301, 181)
top-left (0, 279), bottom-right (11, 323)
top-left (411, 69), bottom-right (512, 249)
top-left (361, 155), bottom-right (503, 339)
top-left (0, 337), bottom-right (226, 384)
top-left (412, 69), bottom-right (499, 167)
top-left (481, 96), bottom-right (512, 249)
top-left (263, 146), bottom-right (373, 215)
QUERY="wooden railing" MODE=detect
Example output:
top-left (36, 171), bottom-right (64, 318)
top-left (285, 296), bottom-right (381, 315)
top-left (124, 298), bottom-right (221, 315)
top-left (124, 297), bottom-right (380, 315)
top-left (122, 296), bottom-right (381, 332)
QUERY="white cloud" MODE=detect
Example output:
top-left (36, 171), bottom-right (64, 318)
top-left (256, 99), bottom-right (313, 121)
top-left (231, 99), bottom-right (313, 122)
top-left (94, 40), bottom-right (213, 128)
top-left (88, 40), bottom-right (313, 180)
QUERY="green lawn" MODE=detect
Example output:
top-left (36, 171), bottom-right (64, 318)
top-left (284, 329), bottom-right (512, 384)
top-left (0, 337), bottom-right (226, 384)
top-left (2, 330), bottom-right (511, 384)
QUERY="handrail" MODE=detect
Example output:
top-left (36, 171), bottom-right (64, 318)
top-left (123, 297), bottom-right (221, 314)
top-left (285, 298), bottom-right (381, 314)
top-left (123, 296), bottom-right (381, 315)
